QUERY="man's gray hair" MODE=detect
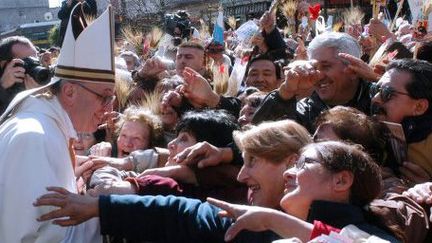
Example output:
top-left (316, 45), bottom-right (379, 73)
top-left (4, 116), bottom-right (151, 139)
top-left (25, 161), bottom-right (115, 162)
top-left (307, 32), bottom-right (361, 58)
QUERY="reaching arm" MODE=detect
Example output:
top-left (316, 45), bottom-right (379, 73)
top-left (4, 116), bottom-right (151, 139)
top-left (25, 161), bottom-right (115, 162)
top-left (207, 197), bottom-right (314, 242)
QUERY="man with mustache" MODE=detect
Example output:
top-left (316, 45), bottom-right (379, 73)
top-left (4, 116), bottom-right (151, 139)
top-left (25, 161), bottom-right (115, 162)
top-left (252, 32), bottom-right (371, 133)
top-left (370, 59), bottom-right (432, 185)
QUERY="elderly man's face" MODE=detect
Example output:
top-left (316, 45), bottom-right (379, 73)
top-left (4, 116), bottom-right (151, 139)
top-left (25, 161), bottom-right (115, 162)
top-left (245, 60), bottom-right (281, 92)
top-left (175, 47), bottom-right (204, 76)
top-left (371, 69), bottom-right (422, 123)
top-left (68, 82), bottom-right (115, 133)
top-left (310, 47), bottom-right (358, 105)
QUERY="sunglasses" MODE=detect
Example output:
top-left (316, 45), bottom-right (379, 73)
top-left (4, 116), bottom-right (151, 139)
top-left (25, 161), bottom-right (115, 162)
top-left (73, 82), bottom-right (116, 107)
top-left (369, 83), bottom-right (411, 102)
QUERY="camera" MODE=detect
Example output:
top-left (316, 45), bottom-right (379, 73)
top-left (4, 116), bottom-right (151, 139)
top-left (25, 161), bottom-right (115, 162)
top-left (15, 57), bottom-right (53, 85)
top-left (164, 10), bottom-right (191, 39)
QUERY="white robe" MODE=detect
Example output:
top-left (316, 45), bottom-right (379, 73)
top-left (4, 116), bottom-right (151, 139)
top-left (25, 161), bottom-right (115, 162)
top-left (0, 94), bottom-right (101, 243)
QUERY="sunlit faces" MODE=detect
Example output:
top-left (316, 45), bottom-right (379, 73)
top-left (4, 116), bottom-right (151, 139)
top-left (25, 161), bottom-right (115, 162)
top-left (237, 151), bottom-right (290, 208)
top-left (245, 60), bottom-right (281, 92)
top-left (68, 82), bottom-right (115, 133)
top-left (280, 147), bottom-right (334, 218)
top-left (310, 47), bottom-right (358, 105)
top-left (371, 69), bottom-right (420, 123)
top-left (116, 120), bottom-right (151, 158)
top-left (175, 47), bottom-right (205, 75)
top-left (167, 131), bottom-right (197, 163)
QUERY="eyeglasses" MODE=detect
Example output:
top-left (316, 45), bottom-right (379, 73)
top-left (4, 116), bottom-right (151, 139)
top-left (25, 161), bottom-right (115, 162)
top-left (77, 132), bottom-right (94, 141)
top-left (295, 157), bottom-right (322, 170)
top-left (369, 83), bottom-right (411, 102)
top-left (73, 82), bottom-right (116, 107)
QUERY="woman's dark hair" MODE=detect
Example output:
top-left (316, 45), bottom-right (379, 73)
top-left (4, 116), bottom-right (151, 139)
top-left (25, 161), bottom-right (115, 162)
top-left (415, 40), bottom-right (432, 63)
top-left (176, 109), bottom-right (239, 147)
top-left (304, 141), bottom-right (382, 207)
top-left (385, 41), bottom-right (413, 59)
top-left (0, 36), bottom-right (32, 61)
top-left (314, 106), bottom-right (386, 164)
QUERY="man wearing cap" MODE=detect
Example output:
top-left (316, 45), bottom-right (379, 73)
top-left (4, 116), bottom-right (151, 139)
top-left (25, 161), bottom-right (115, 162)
top-left (0, 4), bottom-right (114, 243)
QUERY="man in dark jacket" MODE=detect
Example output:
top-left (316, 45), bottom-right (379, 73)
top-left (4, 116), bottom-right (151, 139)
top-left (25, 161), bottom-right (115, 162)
top-left (252, 32), bottom-right (371, 132)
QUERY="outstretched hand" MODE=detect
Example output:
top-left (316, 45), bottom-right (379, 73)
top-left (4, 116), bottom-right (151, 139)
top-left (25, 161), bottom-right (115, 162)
top-left (182, 67), bottom-right (220, 108)
top-left (174, 142), bottom-right (230, 168)
top-left (279, 60), bottom-right (324, 100)
top-left (33, 187), bottom-right (99, 226)
top-left (338, 53), bottom-right (380, 82)
top-left (403, 182), bottom-right (432, 205)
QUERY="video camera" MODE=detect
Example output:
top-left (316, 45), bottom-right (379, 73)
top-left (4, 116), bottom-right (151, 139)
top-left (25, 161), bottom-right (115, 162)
top-left (14, 57), bottom-right (53, 85)
top-left (164, 10), bottom-right (192, 41)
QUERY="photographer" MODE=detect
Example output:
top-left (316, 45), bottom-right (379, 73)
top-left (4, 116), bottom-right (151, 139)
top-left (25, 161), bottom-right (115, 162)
top-left (165, 10), bottom-right (196, 44)
top-left (0, 36), bottom-right (47, 114)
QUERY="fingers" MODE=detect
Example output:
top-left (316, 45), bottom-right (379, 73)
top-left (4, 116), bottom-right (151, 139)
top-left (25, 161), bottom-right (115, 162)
top-left (177, 145), bottom-right (204, 164)
top-left (36, 208), bottom-right (67, 221)
top-left (207, 197), bottom-right (234, 216)
top-left (197, 158), bottom-right (215, 169)
top-left (34, 197), bottom-right (66, 208)
top-left (75, 160), bottom-right (94, 177)
top-left (46, 186), bottom-right (70, 195)
top-left (52, 218), bottom-right (79, 227)
top-left (225, 220), bottom-right (243, 242)
top-left (35, 191), bottom-right (67, 201)
top-left (338, 53), bottom-right (362, 65)
top-left (174, 147), bottom-right (192, 164)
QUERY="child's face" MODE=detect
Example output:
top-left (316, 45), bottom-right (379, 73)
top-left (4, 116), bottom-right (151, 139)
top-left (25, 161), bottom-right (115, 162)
top-left (167, 131), bottom-right (197, 161)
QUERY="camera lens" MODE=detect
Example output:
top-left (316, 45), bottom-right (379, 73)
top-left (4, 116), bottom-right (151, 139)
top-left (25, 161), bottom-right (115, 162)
top-left (29, 66), bottom-right (52, 85)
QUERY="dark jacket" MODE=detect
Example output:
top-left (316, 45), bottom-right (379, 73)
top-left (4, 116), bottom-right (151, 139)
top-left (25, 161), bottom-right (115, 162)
top-left (99, 195), bottom-right (279, 243)
top-left (99, 195), bottom-right (399, 243)
top-left (262, 27), bottom-right (290, 61)
top-left (308, 200), bottom-right (400, 242)
top-left (252, 80), bottom-right (371, 132)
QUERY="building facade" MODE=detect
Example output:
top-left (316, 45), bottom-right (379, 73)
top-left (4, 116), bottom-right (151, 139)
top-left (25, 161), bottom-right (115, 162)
top-left (0, 0), bottom-right (59, 33)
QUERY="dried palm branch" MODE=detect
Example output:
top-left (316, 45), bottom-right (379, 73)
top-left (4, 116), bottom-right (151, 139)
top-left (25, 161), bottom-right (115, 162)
top-left (281, 0), bottom-right (297, 19)
top-left (228, 16), bottom-right (237, 30)
top-left (114, 75), bottom-right (132, 111)
top-left (147, 27), bottom-right (163, 49)
top-left (121, 25), bottom-right (144, 55)
top-left (281, 0), bottom-right (297, 34)
top-left (342, 7), bottom-right (365, 26)
top-left (333, 21), bottom-right (344, 32)
top-left (199, 19), bottom-right (211, 40)
top-left (139, 91), bottom-right (162, 115)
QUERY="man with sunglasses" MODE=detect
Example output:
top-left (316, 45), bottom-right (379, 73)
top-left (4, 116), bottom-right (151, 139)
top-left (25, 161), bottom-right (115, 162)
top-left (370, 59), bottom-right (432, 185)
top-left (252, 32), bottom-right (371, 133)
top-left (0, 4), bottom-right (115, 243)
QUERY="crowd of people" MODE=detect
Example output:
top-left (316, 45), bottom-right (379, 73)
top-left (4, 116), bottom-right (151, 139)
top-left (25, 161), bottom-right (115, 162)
top-left (1, 0), bottom-right (432, 242)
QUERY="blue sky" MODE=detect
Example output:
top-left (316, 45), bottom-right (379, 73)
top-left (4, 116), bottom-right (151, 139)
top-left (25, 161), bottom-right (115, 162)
top-left (49, 0), bottom-right (61, 8)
